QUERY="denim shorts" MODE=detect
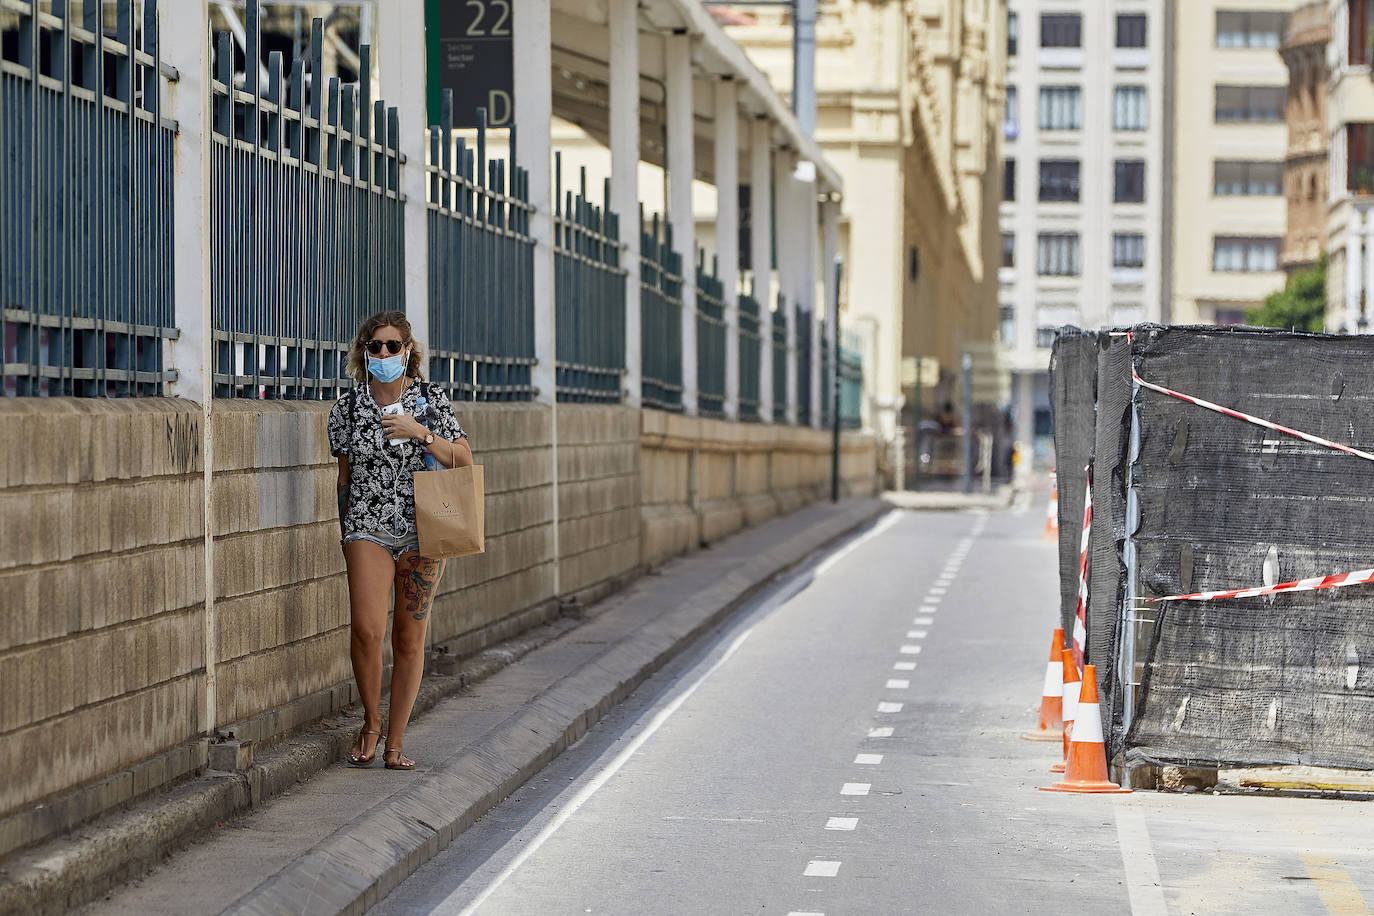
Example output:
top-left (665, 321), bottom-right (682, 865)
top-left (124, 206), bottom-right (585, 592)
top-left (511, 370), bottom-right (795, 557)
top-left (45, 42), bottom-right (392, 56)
top-left (342, 528), bottom-right (420, 561)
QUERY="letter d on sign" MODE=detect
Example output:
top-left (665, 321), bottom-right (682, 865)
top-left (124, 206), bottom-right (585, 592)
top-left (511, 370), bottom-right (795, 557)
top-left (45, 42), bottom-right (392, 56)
top-left (489, 90), bottom-right (513, 126)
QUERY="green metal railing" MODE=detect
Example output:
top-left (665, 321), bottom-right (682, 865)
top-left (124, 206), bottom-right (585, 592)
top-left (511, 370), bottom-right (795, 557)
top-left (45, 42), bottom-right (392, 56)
top-left (640, 211), bottom-right (683, 410)
top-left (210, 7), bottom-right (403, 399)
top-left (3, 0), bottom-right (178, 397)
top-left (819, 320), bottom-right (832, 429)
top-left (428, 98), bottom-right (535, 401)
top-left (771, 296), bottom-right (787, 422)
top-left (695, 252), bottom-right (726, 418)
top-left (839, 341), bottom-right (863, 429)
top-left (796, 306), bottom-right (813, 425)
top-left (737, 288), bottom-right (762, 421)
top-left (554, 155), bottom-right (626, 402)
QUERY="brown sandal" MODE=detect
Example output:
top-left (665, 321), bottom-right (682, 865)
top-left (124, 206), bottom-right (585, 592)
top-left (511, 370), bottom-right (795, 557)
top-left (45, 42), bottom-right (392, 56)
top-left (384, 746), bottom-right (415, 770)
top-left (347, 729), bottom-right (381, 766)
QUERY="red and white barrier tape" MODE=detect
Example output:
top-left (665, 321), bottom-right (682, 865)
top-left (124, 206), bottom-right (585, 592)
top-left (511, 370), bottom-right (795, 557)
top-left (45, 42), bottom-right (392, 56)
top-left (1072, 470), bottom-right (1091, 665)
top-left (1147, 567), bottom-right (1374, 603)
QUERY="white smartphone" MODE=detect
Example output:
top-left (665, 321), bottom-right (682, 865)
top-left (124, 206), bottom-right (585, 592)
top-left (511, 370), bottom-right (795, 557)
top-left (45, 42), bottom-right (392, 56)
top-left (380, 402), bottom-right (407, 445)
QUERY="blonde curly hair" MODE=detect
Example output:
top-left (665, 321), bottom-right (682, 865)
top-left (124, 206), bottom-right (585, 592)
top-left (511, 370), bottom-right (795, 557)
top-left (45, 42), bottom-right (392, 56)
top-left (346, 310), bottom-right (425, 384)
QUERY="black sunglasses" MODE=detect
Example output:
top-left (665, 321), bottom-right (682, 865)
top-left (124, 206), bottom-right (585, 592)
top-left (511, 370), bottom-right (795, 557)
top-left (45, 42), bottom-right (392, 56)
top-left (365, 339), bottom-right (405, 355)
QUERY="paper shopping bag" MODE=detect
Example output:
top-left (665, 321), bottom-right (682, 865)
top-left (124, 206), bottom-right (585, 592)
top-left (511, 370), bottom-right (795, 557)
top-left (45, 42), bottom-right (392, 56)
top-left (414, 464), bottom-right (485, 559)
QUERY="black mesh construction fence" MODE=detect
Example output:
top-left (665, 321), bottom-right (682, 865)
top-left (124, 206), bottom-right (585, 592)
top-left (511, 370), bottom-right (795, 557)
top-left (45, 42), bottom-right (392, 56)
top-left (1123, 325), bottom-right (1374, 771)
top-left (1050, 328), bottom-right (1101, 644)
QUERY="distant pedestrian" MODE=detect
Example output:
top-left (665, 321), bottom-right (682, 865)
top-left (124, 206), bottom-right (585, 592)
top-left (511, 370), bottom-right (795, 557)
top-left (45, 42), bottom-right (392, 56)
top-left (328, 310), bottom-right (472, 771)
top-left (937, 400), bottom-right (959, 433)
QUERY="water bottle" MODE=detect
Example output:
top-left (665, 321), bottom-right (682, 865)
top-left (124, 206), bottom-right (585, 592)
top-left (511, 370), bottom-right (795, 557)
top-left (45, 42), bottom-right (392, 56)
top-left (416, 394), bottom-right (439, 470)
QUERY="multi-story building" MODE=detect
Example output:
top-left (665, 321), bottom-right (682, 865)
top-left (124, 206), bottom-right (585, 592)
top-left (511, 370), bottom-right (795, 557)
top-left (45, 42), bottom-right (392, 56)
top-left (1170, 1), bottom-right (1300, 326)
top-left (999, 0), bottom-right (1167, 462)
top-left (1280, 3), bottom-right (1329, 277)
top-left (1326, 0), bottom-right (1374, 331)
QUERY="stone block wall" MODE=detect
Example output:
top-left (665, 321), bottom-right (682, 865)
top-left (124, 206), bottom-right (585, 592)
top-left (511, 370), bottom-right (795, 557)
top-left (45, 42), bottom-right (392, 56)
top-left (0, 397), bottom-right (875, 859)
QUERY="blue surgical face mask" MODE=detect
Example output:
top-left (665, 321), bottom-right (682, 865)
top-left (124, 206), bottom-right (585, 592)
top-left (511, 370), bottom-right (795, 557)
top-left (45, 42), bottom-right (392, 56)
top-left (367, 351), bottom-right (407, 383)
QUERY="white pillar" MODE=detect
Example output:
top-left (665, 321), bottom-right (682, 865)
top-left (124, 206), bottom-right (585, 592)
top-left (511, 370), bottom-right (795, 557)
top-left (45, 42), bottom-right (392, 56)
top-left (666, 33), bottom-right (697, 414)
top-left (609, 0), bottom-right (641, 406)
top-left (163, 0), bottom-right (216, 736)
top-left (513, 0), bottom-right (559, 592)
top-left (804, 171), bottom-right (821, 429)
top-left (751, 120), bottom-right (774, 423)
top-left (715, 79), bottom-right (740, 419)
top-left (1347, 208), bottom-right (1363, 333)
top-left (822, 194), bottom-right (839, 426)
top-left (774, 149), bottom-right (798, 423)
top-left (377, 2), bottom-right (429, 348)
top-left (1363, 209), bottom-right (1374, 332)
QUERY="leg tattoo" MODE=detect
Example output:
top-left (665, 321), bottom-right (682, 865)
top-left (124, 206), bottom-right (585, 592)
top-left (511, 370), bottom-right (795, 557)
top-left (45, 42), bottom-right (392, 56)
top-left (402, 559), bottom-right (443, 621)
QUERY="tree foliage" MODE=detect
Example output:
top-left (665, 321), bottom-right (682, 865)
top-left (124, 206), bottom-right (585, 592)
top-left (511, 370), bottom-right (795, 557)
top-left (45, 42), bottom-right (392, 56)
top-left (1246, 254), bottom-right (1327, 333)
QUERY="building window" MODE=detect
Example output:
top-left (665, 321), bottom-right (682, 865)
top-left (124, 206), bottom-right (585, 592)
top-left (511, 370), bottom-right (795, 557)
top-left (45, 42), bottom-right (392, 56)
top-left (1004, 86), bottom-right (1018, 140)
top-left (1216, 11), bottom-right (1287, 48)
top-left (1116, 14), bottom-right (1147, 48)
top-left (999, 306), bottom-right (1015, 347)
top-left (1001, 232), bottom-right (1015, 268)
top-left (1004, 158), bottom-right (1016, 201)
top-left (1213, 236), bottom-right (1281, 272)
top-left (1037, 233), bottom-right (1081, 276)
top-left (1008, 10), bottom-right (1018, 56)
top-left (1114, 160), bottom-right (1146, 203)
top-left (1113, 233), bottom-right (1145, 268)
top-left (1214, 160), bottom-right (1283, 195)
top-left (1347, 123), bottom-right (1374, 191)
top-left (1040, 13), bottom-right (1082, 48)
top-left (1039, 86), bottom-right (1082, 130)
top-left (1114, 86), bottom-right (1147, 131)
top-left (1350, 0), bottom-right (1370, 66)
top-left (1215, 85), bottom-right (1285, 122)
top-left (1038, 160), bottom-right (1080, 202)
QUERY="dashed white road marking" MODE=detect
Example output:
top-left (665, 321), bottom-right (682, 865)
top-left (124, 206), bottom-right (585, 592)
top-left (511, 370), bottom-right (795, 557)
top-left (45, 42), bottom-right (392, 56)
top-left (912, 616), bottom-right (934, 626)
top-left (804, 861), bottom-right (841, 877)
top-left (877, 701), bottom-right (904, 713)
top-left (924, 596), bottom-right (942, 605)
top-left (840, 783), bottom-right (871, 796)
top-left (886, 678), bottom-right (910, 689)
top-left (1114, 807), bottom-right (1168, 916)
top-left (906, 630), bottom-right (927, 639)
top-left (854, 754), bottom-right (884, 765)
top-left (868, 727), bottom-right (894, 737)
top-left (928, 587), bottom-right (948, 596)
top-left (893, 662), bottom-right (916, 671)
top-left (787, 912), bottom-right (825, 916)
top-left (920, 605), bottom-right (939, 613)
top-left (899, 644), bottom-right (922, 654)
top-left (825, 817), bottom-right (858, 831)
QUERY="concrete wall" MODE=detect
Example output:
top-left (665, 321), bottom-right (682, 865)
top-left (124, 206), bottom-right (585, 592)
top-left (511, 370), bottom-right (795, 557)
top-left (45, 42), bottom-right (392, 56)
top-left (0, 398), bottom-right (874, 859)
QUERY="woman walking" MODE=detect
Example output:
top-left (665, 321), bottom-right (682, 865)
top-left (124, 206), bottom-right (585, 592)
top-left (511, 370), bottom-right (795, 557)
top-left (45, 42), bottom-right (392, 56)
top-left (328, 310), bottom-right (472, 770)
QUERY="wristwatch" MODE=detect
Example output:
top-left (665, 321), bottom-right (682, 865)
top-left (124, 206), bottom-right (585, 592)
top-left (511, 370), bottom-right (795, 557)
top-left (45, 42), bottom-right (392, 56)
top-left (422, 431), bottom-right (436, 446)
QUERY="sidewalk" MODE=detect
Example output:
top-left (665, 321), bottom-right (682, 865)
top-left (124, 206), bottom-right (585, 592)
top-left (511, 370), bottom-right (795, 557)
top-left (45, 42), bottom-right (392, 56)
top-left (4, 497), bottom-right (886, 916)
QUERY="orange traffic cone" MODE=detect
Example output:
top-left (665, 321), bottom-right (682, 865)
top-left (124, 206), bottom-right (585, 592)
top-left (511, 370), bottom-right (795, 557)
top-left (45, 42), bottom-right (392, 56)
top-left (1050, 649), bottom-right (1079, 774)
top-left (1043, 478), bottom-right (1059, 540)
top-left (1021, 627), bottom-right (1065, 741)
top-left (1041, 665), bottom-right (1129, 794)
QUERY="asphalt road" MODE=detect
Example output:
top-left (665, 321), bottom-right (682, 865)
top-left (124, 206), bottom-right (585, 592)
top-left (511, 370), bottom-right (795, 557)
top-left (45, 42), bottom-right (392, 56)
top-left (372, 500), bottom-right (1374, 916)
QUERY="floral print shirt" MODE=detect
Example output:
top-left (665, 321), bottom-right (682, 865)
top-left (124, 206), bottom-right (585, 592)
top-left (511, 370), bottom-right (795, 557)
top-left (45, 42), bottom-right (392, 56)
top-left (327, 378), bottom-right (467, 540)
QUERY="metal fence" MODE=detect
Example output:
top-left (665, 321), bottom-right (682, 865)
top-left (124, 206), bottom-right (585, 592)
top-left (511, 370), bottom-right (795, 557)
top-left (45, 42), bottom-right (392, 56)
top-left (695, 252), bottom-right (726, 418)
top-left (796, 306), bottom-right (813, 425)
top-left (771, 297), bottom-right (787, 422)
top-left (554, 154), bottom-right (625, 402)
top-left (210, 6), bottom-right (403, 399)
top-left (2, 0), bottom-right (178, 397)
top-left (428, 100), bottom-right (535, 401)
top-left (737, 288), bottom-right (761, 421)
top-left (640, 211), bottom-right (683, 411)
top-left (818, 321), bottom-right (831, 429)
top-left (839, 341), bottom-right (862, 429)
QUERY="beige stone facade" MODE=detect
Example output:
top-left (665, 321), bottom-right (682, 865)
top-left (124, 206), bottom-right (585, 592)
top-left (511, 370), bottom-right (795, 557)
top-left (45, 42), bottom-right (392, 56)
top-left (1281, 3), bottom-right (1330, 275)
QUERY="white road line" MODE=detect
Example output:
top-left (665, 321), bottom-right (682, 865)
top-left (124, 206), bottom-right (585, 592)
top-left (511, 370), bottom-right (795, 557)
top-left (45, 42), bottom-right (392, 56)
top-left (924, 596), bottom-right (942, 605)
top-left (899, 644), bottom-right (922, 654)
top-left (877, 702), bottom-right (904, 713)
top-left (854, 754), bottom-right (883, 765)
top-left (928, 588), bottom-right (948, 596)
top-left (868, 727), bottom-right (894, 737)
top-left (920, 605), bottom-right (939, 613)
top-left (1114, 807), bottom-right (1168, 916)
top-left (906, 630), bottom-right (927, 639)
top-left (912, 616), bottom-right (933, 625)
top-left (886, 678), bottom-right (910, 689)
top-left (787, 912), bottom-right (826, 916)
top-left (815, 510), bottom-right (902, 577)
top-left (840, 783), bottom-right (871, 796)
top-left (825, 817), bottom-right (858, 831)
top-left (892, 662), bottom-right (916, 671)
top-left (804, 861), bottom-right (841, 877)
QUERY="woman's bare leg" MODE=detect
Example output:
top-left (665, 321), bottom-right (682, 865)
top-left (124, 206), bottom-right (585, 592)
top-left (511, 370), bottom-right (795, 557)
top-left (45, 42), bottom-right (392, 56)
top-left (344, 540), bottom-right (395, 760)
top-left (384, 552), bottom-right (445, 762)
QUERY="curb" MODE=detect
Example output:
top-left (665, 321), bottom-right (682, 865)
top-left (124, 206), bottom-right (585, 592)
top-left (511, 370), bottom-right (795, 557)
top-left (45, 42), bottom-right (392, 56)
top-left (226, 499), bottom-right (887, 915)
